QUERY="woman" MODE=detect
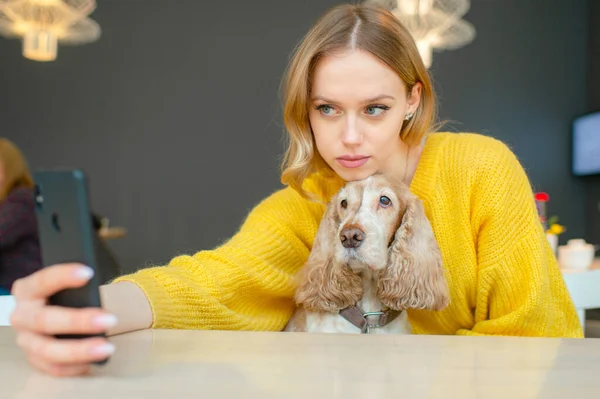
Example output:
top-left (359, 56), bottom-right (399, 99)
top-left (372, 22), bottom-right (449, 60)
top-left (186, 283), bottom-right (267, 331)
top-left (10, 3), bottom-right (582, 377)
top-left (0, 138), bottom-right (42, 294)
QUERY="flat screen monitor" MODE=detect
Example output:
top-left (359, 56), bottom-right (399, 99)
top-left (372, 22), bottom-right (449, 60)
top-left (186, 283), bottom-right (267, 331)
top-left (572, 111), bottom-right (600, 176)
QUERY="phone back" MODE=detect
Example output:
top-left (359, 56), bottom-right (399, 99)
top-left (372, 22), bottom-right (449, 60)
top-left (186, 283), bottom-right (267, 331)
top-left (33, 169), bottom-right (103, 310)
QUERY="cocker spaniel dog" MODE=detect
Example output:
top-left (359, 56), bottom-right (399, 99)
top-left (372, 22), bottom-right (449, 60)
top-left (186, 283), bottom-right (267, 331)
top-left (285, 174), bottom-right (449, 334)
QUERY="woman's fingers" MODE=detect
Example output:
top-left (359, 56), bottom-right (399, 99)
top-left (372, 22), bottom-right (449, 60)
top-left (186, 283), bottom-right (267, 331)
top-left (26, 353), bottom-right (91, 377)
top-left (17, 331), bottom-right (115, 365)
top-left (11, 263), bottom-right (95, 301)
top-left (10, 263), bottom-right (116, 378)
top-left (11, 304), bottom-right (117, 335)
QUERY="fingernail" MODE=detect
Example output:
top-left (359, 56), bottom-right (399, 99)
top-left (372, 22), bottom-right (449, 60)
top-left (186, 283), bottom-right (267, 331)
top-left (74, 266), bottom-right (94, 280)
top-left (92, 314), bottom-right (118, 329)
top-left (90, 342), bottom-right (115, 357)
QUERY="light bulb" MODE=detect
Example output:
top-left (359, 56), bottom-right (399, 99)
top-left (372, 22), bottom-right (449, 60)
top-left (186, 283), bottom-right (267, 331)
top-left (23, 29), bottom-right (58, 61)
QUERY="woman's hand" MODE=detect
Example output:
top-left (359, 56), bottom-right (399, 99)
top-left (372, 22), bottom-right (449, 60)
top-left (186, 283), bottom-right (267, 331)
top-left (10, 263), bottom-right (117, 377)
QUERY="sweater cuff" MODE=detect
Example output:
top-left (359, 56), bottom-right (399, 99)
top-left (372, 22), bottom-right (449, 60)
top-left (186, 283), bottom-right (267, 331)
top-left (111, 268), bottom-right (179, 329)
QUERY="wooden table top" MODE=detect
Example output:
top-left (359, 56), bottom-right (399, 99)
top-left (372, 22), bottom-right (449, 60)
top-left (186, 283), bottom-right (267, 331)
top-left (1, 327), bottom-right (599, 398)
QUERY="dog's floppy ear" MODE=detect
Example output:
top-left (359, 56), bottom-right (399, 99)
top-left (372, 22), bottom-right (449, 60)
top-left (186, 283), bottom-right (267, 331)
top-left (294, 200), bottom-right (362, 312)
top-left (377, 194), bottom-right (450, 311)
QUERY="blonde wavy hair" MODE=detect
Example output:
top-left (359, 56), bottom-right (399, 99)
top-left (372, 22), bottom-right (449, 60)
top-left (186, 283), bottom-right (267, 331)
top-left (280, 3), bottom-right (438, 198)
top-left (0, 138), bottom-right (35, 201)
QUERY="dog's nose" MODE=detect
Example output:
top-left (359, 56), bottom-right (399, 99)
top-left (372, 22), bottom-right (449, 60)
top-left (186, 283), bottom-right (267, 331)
top-left (340, 227), bottom-right (365, 248)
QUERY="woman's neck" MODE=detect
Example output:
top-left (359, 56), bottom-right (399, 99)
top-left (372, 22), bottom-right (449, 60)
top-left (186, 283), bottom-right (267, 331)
top-left (404, 141), bottom-right (425, 185)
top-left (387, 138), bottom-right (425, 186)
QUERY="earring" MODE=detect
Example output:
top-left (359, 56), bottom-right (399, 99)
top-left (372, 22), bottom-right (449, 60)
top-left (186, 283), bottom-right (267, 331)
top-left (405, 111), bottom-right (414, 121)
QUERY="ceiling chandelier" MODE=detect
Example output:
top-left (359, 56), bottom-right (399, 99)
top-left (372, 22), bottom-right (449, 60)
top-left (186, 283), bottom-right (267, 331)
top-left (366, 0), bottom-right (476, 68)
top-left (0, 0), bottom-right (100, 62)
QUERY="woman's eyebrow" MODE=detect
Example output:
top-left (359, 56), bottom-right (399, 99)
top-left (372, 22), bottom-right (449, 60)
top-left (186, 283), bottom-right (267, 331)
top-left (310, 94), bottom-right (395, 103)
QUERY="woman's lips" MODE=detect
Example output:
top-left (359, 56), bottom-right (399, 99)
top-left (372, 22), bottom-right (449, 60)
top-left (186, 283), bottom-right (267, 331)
top-left (336, 156), bottom-right (370, 168)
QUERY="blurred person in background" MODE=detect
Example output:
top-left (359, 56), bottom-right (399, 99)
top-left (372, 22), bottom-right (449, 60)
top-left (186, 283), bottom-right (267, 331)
top-left (0, 138), bottom-right (42, 295)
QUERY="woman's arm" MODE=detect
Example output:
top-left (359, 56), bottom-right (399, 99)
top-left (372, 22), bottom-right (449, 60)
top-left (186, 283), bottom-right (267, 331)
top-left (100, 281), bottom-right (153, 335)
top-left (456, 140), bottom-right (583, 338)
top-left (110, 184), bottom-right (324, 332)
top-left (10, 182), bottom-right (326, 376)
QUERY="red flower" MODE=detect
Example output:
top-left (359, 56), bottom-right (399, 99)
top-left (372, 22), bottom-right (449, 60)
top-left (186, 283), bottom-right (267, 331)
top-left (535, 192), bottom-right (549, 202)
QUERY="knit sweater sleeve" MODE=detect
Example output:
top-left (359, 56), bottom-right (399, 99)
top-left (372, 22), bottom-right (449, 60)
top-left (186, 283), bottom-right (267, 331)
top-left (112, 186), bottom-right (322, 331)
top-left (455, 138), bottom-right (583, 337)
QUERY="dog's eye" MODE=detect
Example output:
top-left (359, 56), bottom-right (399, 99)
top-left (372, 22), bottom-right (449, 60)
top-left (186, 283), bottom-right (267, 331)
top-left (341, 199), bottom-right (348, 208)
top-left (379, 196), bottom-right (391, 207)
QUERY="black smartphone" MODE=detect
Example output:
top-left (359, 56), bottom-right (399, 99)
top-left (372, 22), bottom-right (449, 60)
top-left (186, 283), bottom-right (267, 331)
top-left (33, 169), bottom-right (109, 364)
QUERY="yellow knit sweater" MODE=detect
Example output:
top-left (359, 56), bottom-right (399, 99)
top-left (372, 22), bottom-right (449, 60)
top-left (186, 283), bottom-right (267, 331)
top-left (114, 132), bottom-right (583, 337)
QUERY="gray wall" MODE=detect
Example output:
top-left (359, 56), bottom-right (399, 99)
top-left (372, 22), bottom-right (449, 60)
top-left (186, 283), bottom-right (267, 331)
top-left (0, 0), bottom-right (590, 273)
top-left (429, 0), bottom-right (588, 245)
top-left (586, 0), bottom-right (600, 245)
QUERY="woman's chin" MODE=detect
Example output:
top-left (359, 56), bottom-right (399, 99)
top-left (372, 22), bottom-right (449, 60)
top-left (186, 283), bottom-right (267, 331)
top-left (335, 167), bottom-right (376, 182)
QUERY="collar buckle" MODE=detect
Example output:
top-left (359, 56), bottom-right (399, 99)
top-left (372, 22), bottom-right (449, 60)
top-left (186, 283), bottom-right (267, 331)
top-left (339, 306), bottom-right (402, 334)
top-left (362, 311), bottom-right (386, 333)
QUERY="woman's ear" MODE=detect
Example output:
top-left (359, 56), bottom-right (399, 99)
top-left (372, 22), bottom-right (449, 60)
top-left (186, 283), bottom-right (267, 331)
top-left (377, 195), bottom-right (450, 311)
top-left (407, 82), bottom-right (422, 113)
top-left (294, 200), bottom-right (362, 312)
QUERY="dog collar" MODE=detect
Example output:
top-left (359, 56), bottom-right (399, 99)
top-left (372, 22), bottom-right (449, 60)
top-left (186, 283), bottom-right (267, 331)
top-left (339, 305), bottom-right (402, 334)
